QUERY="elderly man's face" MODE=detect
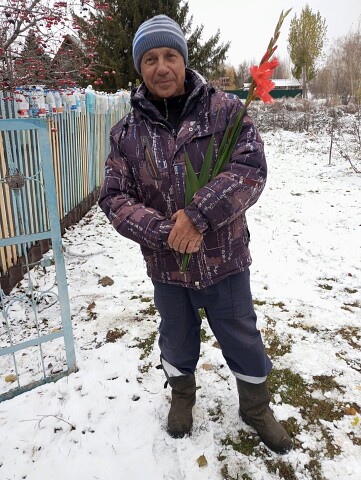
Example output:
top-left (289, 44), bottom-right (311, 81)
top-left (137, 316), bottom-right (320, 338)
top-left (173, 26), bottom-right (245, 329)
top-left (140, 47), bottom-right (186, 100)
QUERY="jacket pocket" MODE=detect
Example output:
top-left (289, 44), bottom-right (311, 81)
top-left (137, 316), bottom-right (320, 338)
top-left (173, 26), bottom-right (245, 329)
top-left (142, 136), bottom-right (162, 181)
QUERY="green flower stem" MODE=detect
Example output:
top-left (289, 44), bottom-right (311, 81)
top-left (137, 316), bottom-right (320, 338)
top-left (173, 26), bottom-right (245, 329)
top-left (179, 8), bottom-right (292, 274)
top-left (180, 252), bottom-right (191, 273)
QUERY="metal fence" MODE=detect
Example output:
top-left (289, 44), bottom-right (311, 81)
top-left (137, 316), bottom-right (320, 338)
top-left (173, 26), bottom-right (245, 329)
top-left (0, 118), bottom-right (77, 401)
top-left (0, 88), bottom-right (130, 293)
top-left (0, 88), bottom-right (130, 401)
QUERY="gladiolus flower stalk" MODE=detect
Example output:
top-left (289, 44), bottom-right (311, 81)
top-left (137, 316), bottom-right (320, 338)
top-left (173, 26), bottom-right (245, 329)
top-left (180, 8), bottom-right (292, 273)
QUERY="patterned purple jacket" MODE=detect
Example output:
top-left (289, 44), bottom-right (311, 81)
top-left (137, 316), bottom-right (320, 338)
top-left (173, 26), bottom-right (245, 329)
top-left (99, 68), bottom-right (267, 289)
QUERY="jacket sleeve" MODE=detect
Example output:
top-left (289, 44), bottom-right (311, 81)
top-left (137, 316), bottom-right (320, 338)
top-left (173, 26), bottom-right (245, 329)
top-left (184, 103), bottom-right (267, 233)
top-left (98, 128), bottom-right (173, 251)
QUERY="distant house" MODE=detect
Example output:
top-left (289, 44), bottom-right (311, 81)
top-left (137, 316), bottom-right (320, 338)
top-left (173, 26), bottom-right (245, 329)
top-left (51, 35), bottom-right (85, 84)
top-left (243, 79), bottom-right (302, 92)
top-left (52, 35), bottom-right (83, 63)
top-left (225, 79), bottom-right (303, 99)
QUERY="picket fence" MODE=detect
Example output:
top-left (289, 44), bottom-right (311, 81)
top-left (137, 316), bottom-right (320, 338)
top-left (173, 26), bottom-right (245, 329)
top-left (0, 88), bottom-right (131, 293)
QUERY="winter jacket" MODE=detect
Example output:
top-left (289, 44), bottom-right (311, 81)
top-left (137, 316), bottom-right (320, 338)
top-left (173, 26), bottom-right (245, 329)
top-left (98, 68), bottom-right (267, 289)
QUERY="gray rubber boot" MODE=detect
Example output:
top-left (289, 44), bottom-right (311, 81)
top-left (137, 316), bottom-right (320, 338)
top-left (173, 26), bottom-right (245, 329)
top-left (236, 379), bottom-right (293, 454)
top-left (167, 375), bottom-right (196, 438)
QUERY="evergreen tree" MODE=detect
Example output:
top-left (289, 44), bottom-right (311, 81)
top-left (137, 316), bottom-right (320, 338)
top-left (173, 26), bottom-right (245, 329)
top-left (187, 23), bottom-right (229, 80)
top-left (287, 4), bottom-right (327, 98)
top-left (74, 0), bottom-right (230, 90)
top-left (16, 31), bottom-right (53, 85)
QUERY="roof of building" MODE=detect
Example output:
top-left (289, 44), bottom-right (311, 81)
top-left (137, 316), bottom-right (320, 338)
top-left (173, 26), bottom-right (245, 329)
top-left (243, 79), bottom-right (301, 88)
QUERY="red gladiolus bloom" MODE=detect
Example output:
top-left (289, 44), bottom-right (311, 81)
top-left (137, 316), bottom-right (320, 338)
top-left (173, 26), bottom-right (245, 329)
top-left (250, 57), bottom-right (279, 103)
top-left (254, 82), bottom-right (275, 104)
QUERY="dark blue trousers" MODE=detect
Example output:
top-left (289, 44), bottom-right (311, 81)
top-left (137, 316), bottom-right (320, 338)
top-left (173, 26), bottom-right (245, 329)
top-left (153, 269), bottom-right (272, 384)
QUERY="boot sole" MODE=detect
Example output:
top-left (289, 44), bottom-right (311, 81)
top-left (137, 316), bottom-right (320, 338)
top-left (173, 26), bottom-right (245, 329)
top-left (167, 429), bottom-right (191, 439)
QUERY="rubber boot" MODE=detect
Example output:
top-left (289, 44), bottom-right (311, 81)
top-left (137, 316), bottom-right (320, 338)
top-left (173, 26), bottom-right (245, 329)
top-left (236, 379), bottom-right (293, 454)
top-left (167, 375), bottom-right (196, 438)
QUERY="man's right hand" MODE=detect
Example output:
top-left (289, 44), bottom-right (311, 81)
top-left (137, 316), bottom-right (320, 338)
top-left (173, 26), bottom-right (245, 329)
top-left (168, 209), bottom-right (203, 254)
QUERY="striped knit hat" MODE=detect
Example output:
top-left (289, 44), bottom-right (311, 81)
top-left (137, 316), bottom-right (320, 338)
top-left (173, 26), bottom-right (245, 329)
top-left (132, 15), bottom-right (188, 74)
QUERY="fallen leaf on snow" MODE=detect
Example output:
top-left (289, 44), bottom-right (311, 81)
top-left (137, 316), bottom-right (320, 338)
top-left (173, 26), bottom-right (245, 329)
top-left (5, 374), bottom-right (17, 383)
top-left (201, 363), bottom-right (213, 371)
top-left (197, 455), bottom-right (208, 467)
top-left (98, 276), bottom-right (114, 287)
top-left (87, 301), bottom-right (96, 311)
top-left (344, 407), bottom-right (358, 416)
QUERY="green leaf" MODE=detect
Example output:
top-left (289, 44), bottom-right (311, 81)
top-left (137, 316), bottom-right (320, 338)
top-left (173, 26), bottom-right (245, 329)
top-left (211, 106), bottom-right (246, 178)
top-left (198, 133), bottom-right (215, 187)
top-left (180, 253), bottom-right (191, 273)
top-left (182, 150), bottom-right (200, 273)
top-left (217, 123), bottom-right (231, 160)
top-left (184, 151), bottom-right (200, 206)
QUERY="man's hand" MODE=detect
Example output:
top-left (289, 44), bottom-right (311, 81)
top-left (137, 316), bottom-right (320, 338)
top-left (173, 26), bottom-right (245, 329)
top-left (168, 209), bottom-right (203, 254)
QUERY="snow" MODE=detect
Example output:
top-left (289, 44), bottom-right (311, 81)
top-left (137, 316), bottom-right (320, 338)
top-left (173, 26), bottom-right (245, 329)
top-left (1, 129), bottom-right (361, 479)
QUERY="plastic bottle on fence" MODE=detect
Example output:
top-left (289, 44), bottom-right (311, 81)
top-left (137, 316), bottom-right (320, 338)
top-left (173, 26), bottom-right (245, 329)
top-left (36, 87), bottom-right (46, 117)
top-left (15, 90), bottom-right (29, 118)
top-left (108, 94), bottom-right (114, 112)
top-left (54, 91), bottom-right (63, 114)
top-left (44, 93), bottom-right (50, 115)
top-left (29, 87), bottom-right (39, 118)
top-left (67, 91), bottom-right (77, 111)
top-left (97, 93), bottom-right (109, 114)
top-left (80, 90), bottom-right (86, 113)
top-left (45, 90), bottom-right (57, 115)
top-left (112, 94), bottom-right (118, 112)
top-left (74, 89), bottom-right (82, 113)
top-left (85, 85), bottom-right (96, 114)
top-left (61, 91), bottom-right (68, 112)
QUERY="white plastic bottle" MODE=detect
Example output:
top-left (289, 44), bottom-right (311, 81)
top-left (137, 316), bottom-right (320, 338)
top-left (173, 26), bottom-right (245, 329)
top-left (74, 89), bottom-right (82, 113)
top-left (45, 90), bottom-right (57, 115)
top-left (36, 87), bottom-right (46, 117)
top-left (15, 91), bottom-right (29, 118)
top-left (79, 90), bottom-right (86, 113)
top-left (29, 87), bottom-right (39, 118)
top-left (67, 91), bottom-right (77, 111)
top-left (96, 93), bottom-right (108, 114)
top-left (54, 91), bottom-right (63, 113)
top-left (61, 91), bottom-right (68, 112)
top-left (85, 85), bottom-right (96, 114)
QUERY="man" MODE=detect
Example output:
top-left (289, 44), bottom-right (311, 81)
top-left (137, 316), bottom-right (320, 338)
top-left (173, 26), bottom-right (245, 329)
top-left (99, 14), bottom-right (292, 454)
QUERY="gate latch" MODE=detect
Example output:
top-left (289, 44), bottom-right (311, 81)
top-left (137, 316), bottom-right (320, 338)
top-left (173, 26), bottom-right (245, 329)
top-left (5, 171), bottom-right (25, 190)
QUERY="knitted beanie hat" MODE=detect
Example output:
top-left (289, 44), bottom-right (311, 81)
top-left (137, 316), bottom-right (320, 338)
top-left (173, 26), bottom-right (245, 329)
top-left (132, 14), bottom-right (188, 74)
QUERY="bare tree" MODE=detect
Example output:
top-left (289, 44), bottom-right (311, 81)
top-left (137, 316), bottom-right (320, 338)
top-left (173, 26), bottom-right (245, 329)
top-left (271, 56), bottom-right (292, 79)
top-left (310, 25), bottom-right (361, 105)
top-left (234, 60), bottom-right (255, 89)
top-left (309, 66), bottom-right (334, 101)
top-left (335, 28), bottom-right (361, 105)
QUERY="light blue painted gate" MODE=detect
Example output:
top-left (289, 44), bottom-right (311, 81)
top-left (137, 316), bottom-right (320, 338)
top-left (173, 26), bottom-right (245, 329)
top-left (0, 118), bottom-right (76, 402)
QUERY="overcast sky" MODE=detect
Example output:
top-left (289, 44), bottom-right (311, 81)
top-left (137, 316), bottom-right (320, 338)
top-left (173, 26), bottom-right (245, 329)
top-left (188, 0), bottom-right (361, 66)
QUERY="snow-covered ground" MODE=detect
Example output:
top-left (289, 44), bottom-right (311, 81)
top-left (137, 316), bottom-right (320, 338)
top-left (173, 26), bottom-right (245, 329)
top-left (1, 129), bottom-right (360, 479)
